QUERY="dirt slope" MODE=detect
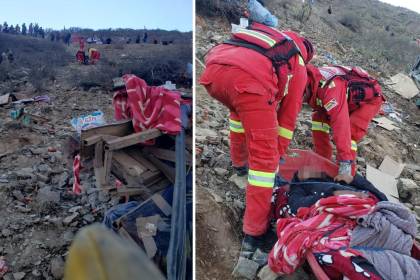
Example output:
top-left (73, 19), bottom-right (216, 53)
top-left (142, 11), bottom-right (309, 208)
top-left (0, 33), bottom-right (189, 279)
top-left (196, 1), bottom-right (420, 278)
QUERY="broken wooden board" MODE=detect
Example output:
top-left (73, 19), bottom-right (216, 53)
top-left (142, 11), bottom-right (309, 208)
top-left (373, 117), bottom-right (399, 131)
top-left (105, 129), bottom-right (162, 151)
top-left (366, 165), bottom-right (400, 203)
top-left (80, 120), bottom-right (134, 158)
top-left (144, 147), bottom-right (192, 166)
top-left (378, 156), bottom-right (405, 178)
top-left (143, 153), bottom-right (176, 184)
top-left (113, 151), bottom-right (147, 176)
top-left (116, 178), bottom-right (169, 201)
top-left (389, 73), bottom-right (419, 99)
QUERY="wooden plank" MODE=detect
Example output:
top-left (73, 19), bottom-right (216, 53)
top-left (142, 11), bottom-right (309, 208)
top-left (84, 135), bottom-right (104, 146)
top-left (104, 150), bottom-right (114, 184)
top-left (113, 151), bottom-right (147, 176)
top-left (93, 141), bottom-right (104, 168)
top-left (127, 148), bottom-right (158, 172)
top-left (80, 120), bottom-right (133, 158)
top-left (144, 154), bottom-right (175, 184)
top-left (144, 147), bottom-right (192, 166)
top-left (105, 129), bottom-right (162, 151)
top-left (116, 178), bottom-right (169, 199)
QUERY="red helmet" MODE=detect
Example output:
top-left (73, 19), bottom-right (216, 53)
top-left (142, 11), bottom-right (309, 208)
top-left (283, 31), bottom-right (315, 64)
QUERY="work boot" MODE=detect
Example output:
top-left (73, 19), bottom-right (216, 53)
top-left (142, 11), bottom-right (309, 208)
top-left (240, 234), bottom-right (265, 259)
top-left (233, 166), bottom-right (248, 177)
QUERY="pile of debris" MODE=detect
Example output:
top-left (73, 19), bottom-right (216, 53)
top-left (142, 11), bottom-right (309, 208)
top-left (66, 75), bottom-right (193, 278)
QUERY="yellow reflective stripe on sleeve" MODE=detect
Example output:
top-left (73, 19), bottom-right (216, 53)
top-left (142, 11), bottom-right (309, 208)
top-left (278, 126), bottom-right (293, 140)
top-left (328, 81), bottom-right (336, 88)
top-left (351, 140), bottom-right (358, 151)
top-left (312, 121), bottom-right (330, 133)
top-left (298, 55), bottom-right (305, 66)
top-left (229, 119), bottom-right (244, 133)
top-left (236, 29), bottom-right (276, 47)
top-left (283, 74), bottom-right (293, 97)
top-left (320, 80), bottom-right (327, 88)
top-left (248, 169), bottom-right (275, 188)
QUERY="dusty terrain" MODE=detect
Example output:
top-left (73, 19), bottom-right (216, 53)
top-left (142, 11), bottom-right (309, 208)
top-left (196, 0), bottom-right (420, 279)
top-left (0, 32), bottom-right (191, 279)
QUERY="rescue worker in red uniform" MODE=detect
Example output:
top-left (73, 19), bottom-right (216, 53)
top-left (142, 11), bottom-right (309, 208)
top-left (200, 22), bottom-right (314, 257)
top-left (305, 64), bottom-right (384, 182)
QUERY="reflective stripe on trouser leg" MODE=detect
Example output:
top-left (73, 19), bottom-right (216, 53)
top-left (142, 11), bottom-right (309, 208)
top-left (229, 116), bottom-right (248, 167)
top-left (351, 140), bottom-right (357, 151)
top-left (311, 121), bottom-right (330, 133)
top-left (229, 118), bottom-right (244, 133)
top-left (248, 169), bottom-right (276, 188)
top-left (351, 140), bottom-right (357, 176)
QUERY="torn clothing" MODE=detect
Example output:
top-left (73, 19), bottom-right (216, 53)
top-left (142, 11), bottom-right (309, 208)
top-left (272, 174), bottom-right (387, 218)
top-left (358, 248), bottom-right (420, 280)
top-left (350, 201), bottom-right (417, 255)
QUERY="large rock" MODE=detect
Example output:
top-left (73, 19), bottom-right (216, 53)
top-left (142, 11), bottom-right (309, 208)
top-left (229, 174), bottom-right (247, 189)
top-left (398, 178), bottom-right (420, 205)
top-left (37, 186), bottom-right (60, 204)
top-left (232, 257), bottom-right (259, 280)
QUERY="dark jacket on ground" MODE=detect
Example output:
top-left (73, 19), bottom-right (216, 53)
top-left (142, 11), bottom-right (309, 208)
top-left (287, 174), bottom-right (387, 214)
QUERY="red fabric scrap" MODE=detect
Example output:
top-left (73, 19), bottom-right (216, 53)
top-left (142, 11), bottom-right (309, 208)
top-left (72, 154), bottom-right (82, 195)
top-left (113, 74), bottom-right (182, 136)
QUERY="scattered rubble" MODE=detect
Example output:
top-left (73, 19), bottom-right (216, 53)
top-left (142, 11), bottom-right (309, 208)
top-left (196, 1), bottom-right (420, 279)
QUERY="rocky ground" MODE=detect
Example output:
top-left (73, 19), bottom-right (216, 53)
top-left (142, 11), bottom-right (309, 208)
top-left (195, 3), bottom-right (420, 279)
top-left (0, 40), bottom-right (187, 279)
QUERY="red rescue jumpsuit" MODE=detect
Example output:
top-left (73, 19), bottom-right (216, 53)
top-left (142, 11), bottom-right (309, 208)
top-left (307, 66), bottom-right (383, 174)
top-left (200, 31), bottom-right (309, 236)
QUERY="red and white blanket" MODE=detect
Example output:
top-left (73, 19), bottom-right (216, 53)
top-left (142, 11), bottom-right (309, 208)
top-left (113, 74), bottom-right (182, 135)
top-left (268, 195), bottom-right (377, 275)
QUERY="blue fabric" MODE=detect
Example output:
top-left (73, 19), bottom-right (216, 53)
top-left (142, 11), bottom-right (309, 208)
top-left (248, 0), bottom-right (278, 27)
top-left (103, 201), bottom-right (141, 232)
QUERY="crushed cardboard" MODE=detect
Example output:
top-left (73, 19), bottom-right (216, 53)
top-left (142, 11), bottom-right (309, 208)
top-left (366, 164), bottom-right (399, 203)
top-left (373, 117), bottom-right (399, 131)
top-left (389, 73), bottom-right (419, 99)
top-left (378, 156), bottom-right (405, 178)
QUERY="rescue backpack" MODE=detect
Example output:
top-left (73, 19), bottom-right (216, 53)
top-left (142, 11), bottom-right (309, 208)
top-left (318, 66), bottom-right (384, 108)
top-left (224, 22), bottom-right (302, 71)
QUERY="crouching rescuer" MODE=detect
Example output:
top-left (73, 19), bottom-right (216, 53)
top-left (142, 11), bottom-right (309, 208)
top-left (199, 20), bottom-right (314, 257)
top-left (305, 64), bottom-right (385, 182)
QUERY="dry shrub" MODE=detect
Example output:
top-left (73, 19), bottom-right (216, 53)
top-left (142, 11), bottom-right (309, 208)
top-left (196, 0), bottom-right (245, 22)
top-left (339, 13), bottom-right (362, 33)
top-left (69, 64), bottom-right (118, 90)
top-left (116, 44), bottom-right (192, 86)
top-left (0, 33), bottom-right (71, 90)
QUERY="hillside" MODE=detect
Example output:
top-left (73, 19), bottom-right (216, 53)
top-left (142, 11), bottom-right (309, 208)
top-left (0, 30), bottom-right (191, 279)
top-left (196, 1), bottom-right (420, 279)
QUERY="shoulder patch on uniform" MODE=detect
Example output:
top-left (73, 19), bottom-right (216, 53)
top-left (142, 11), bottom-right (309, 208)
top-left (324, 98), bottom-right (338, 111)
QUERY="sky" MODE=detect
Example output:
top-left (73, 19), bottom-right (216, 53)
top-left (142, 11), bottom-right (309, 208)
top-left (0, 0), bottom-right (192, 31)
top-left (379, 0), bottom-right (420, 14)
